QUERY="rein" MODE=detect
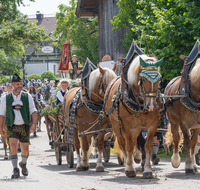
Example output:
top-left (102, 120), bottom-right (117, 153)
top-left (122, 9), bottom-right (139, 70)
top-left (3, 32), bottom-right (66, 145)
top-left (80, 83), bottom-right (104, 102)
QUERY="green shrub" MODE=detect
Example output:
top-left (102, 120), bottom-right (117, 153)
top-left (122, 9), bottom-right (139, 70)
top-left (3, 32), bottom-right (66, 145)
top-left (41, 71), bottom-right (56, 81)
top-left (27, 74), bottom-right (42, 81)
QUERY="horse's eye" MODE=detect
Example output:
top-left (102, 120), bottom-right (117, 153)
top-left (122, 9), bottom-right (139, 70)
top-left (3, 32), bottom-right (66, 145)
top-left (142, 78), bottom-right (146, 82)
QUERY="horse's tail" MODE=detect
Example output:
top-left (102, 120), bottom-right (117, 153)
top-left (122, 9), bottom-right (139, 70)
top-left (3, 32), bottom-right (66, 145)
top-left (164, 123), bottom-right (184, 152)
top-left (114, 136), bottom-right (124, 160)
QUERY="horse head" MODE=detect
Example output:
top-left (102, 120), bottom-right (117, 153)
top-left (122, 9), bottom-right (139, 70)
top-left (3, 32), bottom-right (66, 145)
top-left (127, 54), bottom-right (163, 111)
top-left (89, 64), bottom-right (117, 103)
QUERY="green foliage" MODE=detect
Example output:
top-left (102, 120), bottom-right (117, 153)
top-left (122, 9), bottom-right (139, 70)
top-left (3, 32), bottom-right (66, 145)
top-left (27, 74), bottom-right (42, 81)
top-left (0, 0), bottom-right (51, 75)
top-left (40, 103), bottom-right (62, 117)
top-left (41, 71), bottom-right (56, 81)
top-left (111, 0), bottom-right (200, 80)
top-left (52, 0), bottom-right (98, 65)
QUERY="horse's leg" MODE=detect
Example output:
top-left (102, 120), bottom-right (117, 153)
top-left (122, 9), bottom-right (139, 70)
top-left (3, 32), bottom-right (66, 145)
top-left (80, 136), bottom-right (90, 170)
top-left (96, 132), bottom-right (105, 172)
top-left (181, 123), bottom-right (195, 174)
top-left (136, 132), bottom-right (146, 170)
top-left (124, 128), bottom-right (141, 178)
top-left (73, 128), bottom-right (81, 171)
top-left (111, 117), bottom-right (127, 162)
top-left (190, 128), bottom-right (200, 173)
top-left (170, 123), bottom-right (181, 168)
top-left (143, 121), bottom-right (159, 179)
top-left (2, 136), bottom-right (8, 159)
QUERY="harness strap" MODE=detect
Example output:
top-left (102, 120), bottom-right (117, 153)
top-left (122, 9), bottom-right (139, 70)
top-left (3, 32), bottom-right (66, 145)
top-left (98, 77), bottom-right (120, 127)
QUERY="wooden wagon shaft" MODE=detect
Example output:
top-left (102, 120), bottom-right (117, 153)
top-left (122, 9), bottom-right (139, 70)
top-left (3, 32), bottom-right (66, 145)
top-left (54, 142), bottom-right (73, 145)
top-left (79, 126), bottom-right (168, 137)
top-left (79, 128), bottom-right (113, 137)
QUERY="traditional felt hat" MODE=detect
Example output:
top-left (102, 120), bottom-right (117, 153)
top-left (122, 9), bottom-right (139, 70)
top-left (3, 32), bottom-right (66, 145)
top-left (12, 73), bottom-right (22, 82)
top-left (55, 79), bottom-right (60, 83)
top-left (139, 57), bottom-right (164, 83)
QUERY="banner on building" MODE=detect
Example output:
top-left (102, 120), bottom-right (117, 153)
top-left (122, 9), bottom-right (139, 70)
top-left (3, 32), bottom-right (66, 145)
top-left (57, 43), bottom-right (70, 73)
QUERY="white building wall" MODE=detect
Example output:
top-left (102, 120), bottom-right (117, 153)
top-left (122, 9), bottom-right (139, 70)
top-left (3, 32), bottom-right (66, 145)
top-left (25, 63), bottom-right (47, 75)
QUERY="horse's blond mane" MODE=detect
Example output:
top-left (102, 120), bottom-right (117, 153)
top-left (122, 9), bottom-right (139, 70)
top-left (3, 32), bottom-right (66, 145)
top-left (127, 55), bottom-right (157, 86)
top-left (190, 58), bottom-right (200, 85)
top-left (89, 67), bottom-right (116, 92)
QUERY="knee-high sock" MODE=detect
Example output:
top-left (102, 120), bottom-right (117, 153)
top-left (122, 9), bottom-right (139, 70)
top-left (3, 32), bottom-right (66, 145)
top-left (195, 142), bottom-right (200, 155)
top-left (10, 155), bottom-right (18, 168)
top-left (21, 154), bottom-right (29, 164)
top-left (152, 143), bottom-right (159, 155)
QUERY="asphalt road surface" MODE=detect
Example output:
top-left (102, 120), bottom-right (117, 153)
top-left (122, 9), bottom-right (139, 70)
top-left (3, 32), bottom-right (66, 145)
top-left (0, 118), bottom-right (200, 190)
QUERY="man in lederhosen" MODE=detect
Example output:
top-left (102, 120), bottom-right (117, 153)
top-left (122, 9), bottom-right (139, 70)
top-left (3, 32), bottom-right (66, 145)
top-left (0, 73), bottom-right (37, 178)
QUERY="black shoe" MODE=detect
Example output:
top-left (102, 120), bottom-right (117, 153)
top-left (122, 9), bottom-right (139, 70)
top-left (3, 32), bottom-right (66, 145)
top-left (19, 162), bottom-right (28, 176)
top-left (11, 168), bottom-right (20, 178)
top-left (49, 141), bottom-right (54, 146)
top-left (195, 154), bottom-right (200, 165)
top-left (151, 154), bottom-right (160, 165)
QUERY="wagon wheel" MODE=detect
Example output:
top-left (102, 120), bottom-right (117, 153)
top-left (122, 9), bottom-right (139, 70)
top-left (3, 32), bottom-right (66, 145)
top-left (55, 145), bottom-right (62, 165)
top-left (66, 145), bottom-right (74, 168)
top-left (53, 123), bottom-right (62, 165)
top-left (117, 154), bottom-right (124, 165)
top-left (103, 144), bottom-right (110, 162)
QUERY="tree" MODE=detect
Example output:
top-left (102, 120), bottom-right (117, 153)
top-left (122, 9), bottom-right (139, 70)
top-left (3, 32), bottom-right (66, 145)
top-left (27, 74), bottom-right (42, 81)
top-left (111, 0), bottom-right (200, 80)
top-left (52, 0), bottom-right (98, 65)
top-left (0, 0), bottom-right (51, 75)
top-left (41, 71), bottom-right (56, 81)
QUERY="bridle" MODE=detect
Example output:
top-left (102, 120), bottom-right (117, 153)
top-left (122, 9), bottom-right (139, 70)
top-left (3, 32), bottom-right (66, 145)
top-left (98, 74), bottom-right (106, 95)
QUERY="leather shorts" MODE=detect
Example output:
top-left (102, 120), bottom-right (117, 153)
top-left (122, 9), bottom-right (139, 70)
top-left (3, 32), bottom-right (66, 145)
top-left (7, 124), bottom-right (30, 143)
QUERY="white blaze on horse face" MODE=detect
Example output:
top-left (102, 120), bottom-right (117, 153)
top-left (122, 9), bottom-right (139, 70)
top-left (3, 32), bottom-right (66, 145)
top-left (149, 82), bottom-right (154, 111)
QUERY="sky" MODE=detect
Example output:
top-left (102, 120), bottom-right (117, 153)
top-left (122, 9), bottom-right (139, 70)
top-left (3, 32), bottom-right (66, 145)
top-left (18, 0), bottom-right (70, 16)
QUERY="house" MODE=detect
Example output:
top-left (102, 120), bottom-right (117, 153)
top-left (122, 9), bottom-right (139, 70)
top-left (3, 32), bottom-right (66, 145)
top-left (24, 12), bottom-right (62, 76)
top-left (76, 0), bottom-right (127, 62)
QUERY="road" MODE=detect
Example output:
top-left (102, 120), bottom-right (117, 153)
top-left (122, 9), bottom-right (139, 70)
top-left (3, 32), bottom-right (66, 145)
top-left (0, 118), bottom-right (200, 190)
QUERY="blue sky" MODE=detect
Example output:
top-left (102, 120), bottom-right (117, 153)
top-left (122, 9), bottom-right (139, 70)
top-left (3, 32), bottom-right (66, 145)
top-left (18, 0), bottom-right (70, 15)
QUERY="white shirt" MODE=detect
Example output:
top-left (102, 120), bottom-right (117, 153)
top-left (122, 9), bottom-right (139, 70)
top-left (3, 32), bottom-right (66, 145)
top-left (0, 91), bottom-right (37, 125)
top-left (56, 89), bottom-right (68, 103)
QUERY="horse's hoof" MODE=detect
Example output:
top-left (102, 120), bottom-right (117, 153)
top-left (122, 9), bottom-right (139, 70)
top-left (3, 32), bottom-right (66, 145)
top-left (125, 170), bottom-right (136, 178)
top-left (171, 162), bottom-right (180, 168)
top-left (76, 166), bottom-right (82, 171)
top-left (134, 158), bottom-right (141, 164)
top-left (143, 172), bottom-right (153, 179)
top-left (81, 165), bottom-right (90, 171)
top-left (194, 167), bottom-right (198, 173)
top-left (185, 169), bottom-right (196, 175)
top-left (96, 166), bottom-right (104, 172)
top-left (4, 156), bottom-right (8, 160)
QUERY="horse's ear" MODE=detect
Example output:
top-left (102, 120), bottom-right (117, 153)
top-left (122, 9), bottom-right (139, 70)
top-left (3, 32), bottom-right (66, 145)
top-left (149, 54), bottom-right (156, 57)
top-left (112, 63), bottom-right (117, 72)
top-left (98, 64), bottom-right (106, 75)
top-left (180, 55), bottom-right (188, 63)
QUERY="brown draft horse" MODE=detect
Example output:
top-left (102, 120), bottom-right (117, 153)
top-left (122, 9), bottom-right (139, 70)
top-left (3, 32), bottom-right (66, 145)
top-left (165, 57), bottom-right (200, 174)
top-left (64, 65), bottom-right (117, 171)
top-left (105, 54), bottom-right (162, 178)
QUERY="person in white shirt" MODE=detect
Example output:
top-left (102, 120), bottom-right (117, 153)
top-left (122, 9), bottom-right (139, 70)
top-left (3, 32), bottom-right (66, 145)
top-left (56, 79), bottom-right (69, 105)
top-left (0, 73), bottom-right (37, 179)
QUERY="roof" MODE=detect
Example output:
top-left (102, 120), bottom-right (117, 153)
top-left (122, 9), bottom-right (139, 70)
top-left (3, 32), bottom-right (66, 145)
top-left (29, 16), bottom-right (56, 35)
top-left (76, 0), bottom-right (99, 18)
